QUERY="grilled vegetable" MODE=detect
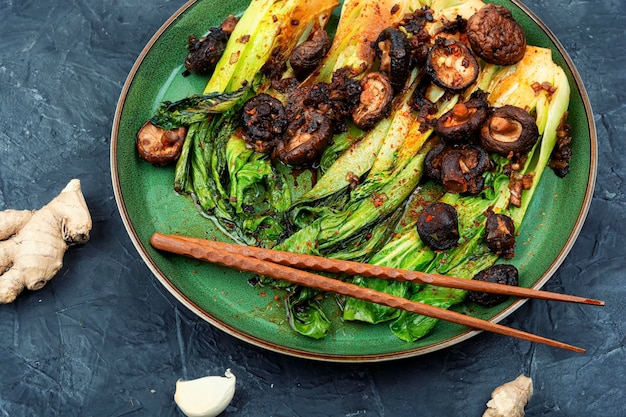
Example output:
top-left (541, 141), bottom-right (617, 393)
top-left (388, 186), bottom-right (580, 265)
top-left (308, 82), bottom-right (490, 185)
top-left (480, 104), bottom-right (540, 157)
top-left (466, 3), bottom-right (527, 66)
top-left (136, 121), bottom-right (187, 165)
top-left (426, 38), bottom-right (479, 92)
top-left (467, 264), bottom-right (519, 307)
top-left (142, 0), bottom-right (573, 343)
top-left (204, 0), bottom-right (339, 94)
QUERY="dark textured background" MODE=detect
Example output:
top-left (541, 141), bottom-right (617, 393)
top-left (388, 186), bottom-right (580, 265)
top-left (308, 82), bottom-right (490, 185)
top-left (1, 0), bottom-right (625, 416)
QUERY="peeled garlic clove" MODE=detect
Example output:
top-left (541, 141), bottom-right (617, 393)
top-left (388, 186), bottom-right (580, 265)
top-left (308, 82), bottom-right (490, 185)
top-left (174, 369), bottom-right (236, 417)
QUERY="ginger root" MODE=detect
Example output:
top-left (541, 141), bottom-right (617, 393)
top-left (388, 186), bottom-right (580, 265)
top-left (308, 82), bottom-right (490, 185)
top-left (0, 179), bottom-right (92, 303)
top-left (483, 374), bottom-right (533, 417)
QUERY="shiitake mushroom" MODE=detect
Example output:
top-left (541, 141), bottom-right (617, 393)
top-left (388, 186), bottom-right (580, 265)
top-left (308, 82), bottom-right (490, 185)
top-left (289, 24), bottom-right (331, 81)
top-left (480, 105), bottom-right (539, 157)
top-left (440, 146), bottom-right (490, 195)
top-left (466, 4), bottom-right (526, 66)
top-left (136, 121), bottom-right (187, 166)
top-left (434, 90), bottom-right (489, 143)
top-left (416, 202), bottom-right (460, 251)
top-left (425, 144), bottom-right (491, 195)
top-left (374, 27), bottom-right (413, 93)
top-left (273, 109), bottom-right (333, 166)
top-left (426, 37), bottom-right (479, 92)
top-left (184, 15), bottom-right (239, 76)
top-left (242, 93), bottom-right (288, 153)
top-left (352, 72), bottom-right (394, 130)
top-left (467, 264), bottom-right (519, 307)
top-left (485, 211), bottom-right (516, 259)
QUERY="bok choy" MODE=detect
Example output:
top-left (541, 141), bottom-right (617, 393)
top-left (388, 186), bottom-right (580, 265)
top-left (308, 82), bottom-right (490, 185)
top-left (343, 46), bottom-right (572, 342)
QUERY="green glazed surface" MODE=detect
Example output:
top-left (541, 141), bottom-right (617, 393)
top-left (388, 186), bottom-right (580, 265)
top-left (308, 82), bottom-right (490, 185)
top-left (111, 0), bottom-right (597, 361)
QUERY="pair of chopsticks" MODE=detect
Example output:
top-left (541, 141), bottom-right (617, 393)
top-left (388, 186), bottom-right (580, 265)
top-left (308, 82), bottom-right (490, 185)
top-left (150, 232), bottom-right (604, 353)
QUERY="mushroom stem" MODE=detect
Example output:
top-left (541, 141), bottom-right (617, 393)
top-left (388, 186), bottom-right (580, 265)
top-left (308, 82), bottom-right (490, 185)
top-left (491, 117), bottom-right (521, 135)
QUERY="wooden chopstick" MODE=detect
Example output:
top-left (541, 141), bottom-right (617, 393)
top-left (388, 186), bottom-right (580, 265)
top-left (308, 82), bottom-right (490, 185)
top-left (150, 233), bottom-right (604, 306)
top-left (150, 233), bottom-right (587, 353)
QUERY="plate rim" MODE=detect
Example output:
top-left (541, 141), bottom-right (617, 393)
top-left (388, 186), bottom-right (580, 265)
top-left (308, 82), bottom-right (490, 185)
top-left (110, 0), bottom-right (597, 362)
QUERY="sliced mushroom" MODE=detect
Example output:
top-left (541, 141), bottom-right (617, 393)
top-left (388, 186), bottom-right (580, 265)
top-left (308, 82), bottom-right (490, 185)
top-left (484, 211), bottom-right (516, 258)
top-left (480, 105), bottom-right (539, 157)
top-left (136, 121), bottom-right (187, 165)
top-left (466, 4), bottom-right (526, 66)
top-left (434, 90), bottom-right (489, 143)
top-left (273, 109), bottom-right (333, 166)
top-left (242, 93), bottom-right (288, 153)
top-left (289, 25), bottom-right (331, 81)
top-left (184, 15), bottom-right (238, 75)
top-left (374, 27), bottom-right (413, 93)
top-left (416, 202), bottom-right (460, 251)
top-left (352, 72), bottom-right (394, 130)
top-left (467, 264), bottom-right (519, 307)
top-left (426, 38), bottom-right (479, 92)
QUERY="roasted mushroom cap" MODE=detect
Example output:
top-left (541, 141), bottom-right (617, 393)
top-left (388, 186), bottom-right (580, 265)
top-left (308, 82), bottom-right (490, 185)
top-left (184, 15), bottom-right (238, 75)
top-left (434, 90), bottom-right (489, 143)
top-left (425, 144), bottom-right (491, 195)
top-left (352, 72), bottom-right (394, 130)
top-left (466, 4), bottom-right (526, 66)
top-left (426, 38), bottom-right (479, 92)
top-left (273, 109), bottom-right (333, 166)
top-left (480, 105), bottom-right (539, 157)
top-left (242, 93), bottom-right (288, 153)
top-left (289, 25), bottom-right (331, 81)
top-left (424, 142), bottom-right (448, 181)
top-left (416, 202), bottom-right (460, 251)
top-left (375, 27), bottom-right (412, 93)
top-left (467, 264), bottom-right (519, 307)
top-left (485, 212), bottom-right (516, 258)
top-left (136, 121), bottom-right (187, 165)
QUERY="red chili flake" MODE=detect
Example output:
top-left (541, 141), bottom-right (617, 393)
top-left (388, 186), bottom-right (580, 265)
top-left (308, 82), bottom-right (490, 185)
top-left (260, 292), bottom-right (266, 297)
top-left (274, 295), bottom-right (281, 301)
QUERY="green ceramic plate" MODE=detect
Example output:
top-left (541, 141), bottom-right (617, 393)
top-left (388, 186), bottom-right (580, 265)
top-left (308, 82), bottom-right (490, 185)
top-left (111, 0), bottom-right (596, 361)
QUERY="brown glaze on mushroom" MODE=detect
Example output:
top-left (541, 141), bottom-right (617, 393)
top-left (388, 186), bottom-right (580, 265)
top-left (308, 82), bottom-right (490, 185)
top-left (426, 38), bottom-right (479, 92)
top-left (136, 121), bottom-right (187, 165)
top-left (399, 7), bottom-right (434, 67)
top-left (273, 109), bottom-right (333, 166)
top-left (286, 68), bottom-right (361, 133)
top-left (484, 211), bottom-right (516, 258)
top-left (480, 105), bottom-right (539, 157)
top-left (508, 171), bottom-right (534, 208)
top-left (352, 72), bottom-right (394, 130)
top-left (466, 4), bottom-right (526, 66)
top-left (242, 93), bottom-right (288, 153)
top-left (184, 15), bottom-right (239, 76)
top-left (374, 27), bottom-right (413, 93)
top-left (434, 89), bottom-right (489, 143)
top-left (425, 143), bottom-right (491, 195)
top-left (289, 25), bottom-right (331, 81)
top-left (416, 202), bottom-right (460, 251)
top-left (467, 264), bottom-right (519, 307)
top-left (549, 116), bottom-right (573, 177)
